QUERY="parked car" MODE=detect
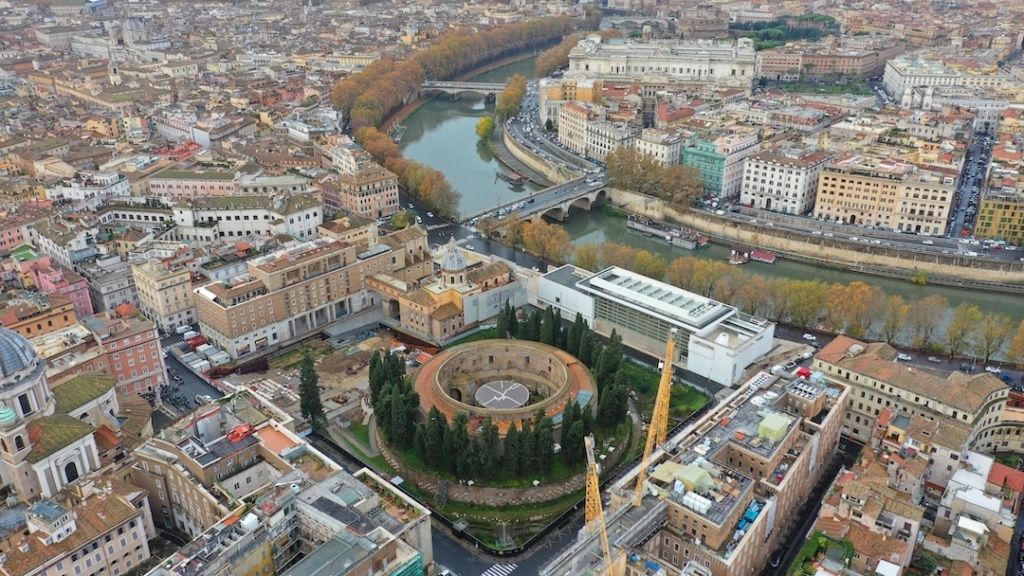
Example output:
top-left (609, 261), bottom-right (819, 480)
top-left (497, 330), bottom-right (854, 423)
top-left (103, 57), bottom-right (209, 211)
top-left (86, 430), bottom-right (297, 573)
top-left (784, 361), bottom-right (798, 371)
top-left (926, 356), bottom-right (942, 363)
top-left (959, 363), bottom-right (976, 373)
top-left (985, 365), bottom-right (1002, 374)
top-left (896, 353), bottom-right (912, 362)
top-left (802, 333), bottom-right (817, 342)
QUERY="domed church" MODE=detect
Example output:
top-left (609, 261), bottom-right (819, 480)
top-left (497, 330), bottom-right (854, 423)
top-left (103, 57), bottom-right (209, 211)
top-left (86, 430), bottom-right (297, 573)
top-left (0, 327), bottom-right (114, 501)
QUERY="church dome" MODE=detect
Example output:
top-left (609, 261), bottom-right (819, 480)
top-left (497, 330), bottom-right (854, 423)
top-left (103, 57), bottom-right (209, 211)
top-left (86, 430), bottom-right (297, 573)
top-left (0, 327), bottom-right (37, 380)
top-left (440, 237), bottom-right (466, 273)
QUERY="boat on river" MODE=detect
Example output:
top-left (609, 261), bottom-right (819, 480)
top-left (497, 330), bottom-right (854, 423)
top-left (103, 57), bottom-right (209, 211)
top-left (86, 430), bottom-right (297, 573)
top-left (496, 170), bottom-right (528, 186)
top-left (729, 246), bottom-right (778, 265)
top-left (626, 215), bottom-right (708, 251)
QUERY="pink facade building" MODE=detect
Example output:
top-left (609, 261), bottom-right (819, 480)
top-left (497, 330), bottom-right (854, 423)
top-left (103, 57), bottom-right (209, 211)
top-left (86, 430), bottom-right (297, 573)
top-left (82, 304), bottom-right (167, 395)
top-left (22, 255), bottom-right (94, 318)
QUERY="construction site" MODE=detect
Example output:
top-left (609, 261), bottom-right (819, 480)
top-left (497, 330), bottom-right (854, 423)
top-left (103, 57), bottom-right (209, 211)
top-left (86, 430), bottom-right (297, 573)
top-left (544, 332), bottom-right (850, 576)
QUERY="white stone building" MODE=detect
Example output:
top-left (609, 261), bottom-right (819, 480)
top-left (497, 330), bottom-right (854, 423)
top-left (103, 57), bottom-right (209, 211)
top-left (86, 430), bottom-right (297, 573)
top-left (740, 147), bottom-right (834, 215)
top-left (568, 35), bottom-right (756, 87)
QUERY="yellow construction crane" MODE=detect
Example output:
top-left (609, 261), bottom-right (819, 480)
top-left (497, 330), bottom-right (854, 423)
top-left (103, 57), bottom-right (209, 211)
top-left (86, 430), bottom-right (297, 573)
top-left (633, 328), bottom-right (677, 507)
top-left (585, 433), bottom-right (615, 576)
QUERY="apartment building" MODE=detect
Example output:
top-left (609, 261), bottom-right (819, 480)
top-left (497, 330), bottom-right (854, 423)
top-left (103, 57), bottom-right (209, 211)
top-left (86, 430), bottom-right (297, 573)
top-left (0, 477), bottom-right (155, 576)
top-left (740, 147), bottom-right (834, 215)
top-left (132, 259), bottom-right (196, 333)
top-left (193, 237), bottom-right (392, 359)
top-left (0, 291), bottom-right (78, 339)
top-left (82, 307), bottom-right (166, 395)
top-left (148, 467), bottom-right (429, 576)
top-left (171, 193), bottom-right (323, 244)
top-left (79, 256), bottom-right (138, 312)
top-left (635, 128), bottom-right (684, 166)
top-left (587, 121), bottom-right (639, 162)
top-left (557, 102), bottom-right (600, 157)
top-left (320, 164), bottom-right (400, 219)
top-left (975, 191), bottom-right (1024, 243)
top-left (813, 336), bottom-right (1007, 447)
top-left (31, 218), bottom-right (98, 270)
top-left (46, 171), bottom-right (130, 211)
top-left (682, 132), bottom-right (761, 199)
top-left (147, 169), bottom-right (237, 198)
top-left (543, 371), bottom-right (849, 576)
top-left (20, 255), bottom-right (94, 317)
top-left (813, 155), bottom-right (956, 235)
top-left (812, 451), bottom-right (924, 574)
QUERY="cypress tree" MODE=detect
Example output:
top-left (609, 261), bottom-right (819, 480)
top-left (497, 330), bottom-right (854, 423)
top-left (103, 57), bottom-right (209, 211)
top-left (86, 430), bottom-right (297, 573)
top-left (299, 353), bottom-right (325, 429)
top-left (540, 305), bottom-right (556, 345)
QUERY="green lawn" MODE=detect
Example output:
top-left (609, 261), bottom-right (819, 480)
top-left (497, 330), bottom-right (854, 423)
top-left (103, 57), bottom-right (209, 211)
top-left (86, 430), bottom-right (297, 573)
top-left (778, 79), bottom-right (873, 96)
top-left (449, 327), bottom-right (498, 346)
top-left (623, 362), bottom-right (710, 423)
top-left (350, 421), bottom-right (371, 447)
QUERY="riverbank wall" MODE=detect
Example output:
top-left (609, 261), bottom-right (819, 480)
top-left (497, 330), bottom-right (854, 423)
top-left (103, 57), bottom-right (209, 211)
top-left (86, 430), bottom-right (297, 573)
top-left (382, 51), bottom-right (544, 133)
top-left (501, 127), bottom-right (578, 184)
top-left (608, 188), bottom-right (1024, 293)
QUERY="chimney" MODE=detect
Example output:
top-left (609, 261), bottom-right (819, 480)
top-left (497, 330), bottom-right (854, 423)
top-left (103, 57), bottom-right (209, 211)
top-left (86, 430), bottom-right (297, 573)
top-left (17, 539), bottom-right (29, 553)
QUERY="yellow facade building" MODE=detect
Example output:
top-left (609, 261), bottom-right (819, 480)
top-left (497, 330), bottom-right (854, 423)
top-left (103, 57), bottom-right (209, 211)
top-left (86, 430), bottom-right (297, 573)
top-left (813, 154), bottom-right (955, 235)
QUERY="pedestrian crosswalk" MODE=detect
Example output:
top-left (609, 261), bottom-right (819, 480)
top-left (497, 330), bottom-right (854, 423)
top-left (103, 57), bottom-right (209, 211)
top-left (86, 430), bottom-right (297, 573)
top-left (478, 564), bottom-right (517, 576)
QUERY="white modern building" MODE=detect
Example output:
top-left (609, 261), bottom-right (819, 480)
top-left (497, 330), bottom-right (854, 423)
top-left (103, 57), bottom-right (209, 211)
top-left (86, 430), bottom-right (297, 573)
top-left (740, 147), bottom-right (834, 215)
top-left (568, 35), bottom-right (756, 87)
top-left (538, 265), bottom-right (775, 386)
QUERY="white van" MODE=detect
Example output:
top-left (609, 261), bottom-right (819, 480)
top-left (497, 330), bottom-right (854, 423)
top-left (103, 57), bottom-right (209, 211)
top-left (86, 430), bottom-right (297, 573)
top-left (183, 330), bottom-right (198, 340)
top-left (175, 325), bottom-right (192, 335)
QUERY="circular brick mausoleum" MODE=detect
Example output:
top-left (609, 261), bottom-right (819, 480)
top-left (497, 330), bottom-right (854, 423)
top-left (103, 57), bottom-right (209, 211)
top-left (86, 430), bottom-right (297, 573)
top-left (413, 339), bottom-right (597, 437)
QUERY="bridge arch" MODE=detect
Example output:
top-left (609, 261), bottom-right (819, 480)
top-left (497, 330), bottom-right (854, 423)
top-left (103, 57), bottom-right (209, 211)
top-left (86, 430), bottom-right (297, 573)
top-left (570, 197), bottom-right (592, 211)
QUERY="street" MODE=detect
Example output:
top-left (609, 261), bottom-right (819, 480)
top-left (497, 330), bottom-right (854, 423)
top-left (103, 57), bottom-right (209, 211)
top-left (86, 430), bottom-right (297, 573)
top-left (152, 333), bottom-right (226, 432)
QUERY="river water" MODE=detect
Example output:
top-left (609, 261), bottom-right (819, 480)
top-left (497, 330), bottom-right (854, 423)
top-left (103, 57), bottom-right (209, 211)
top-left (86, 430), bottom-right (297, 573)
top-left (398, 56), bottom-right (1024, 325)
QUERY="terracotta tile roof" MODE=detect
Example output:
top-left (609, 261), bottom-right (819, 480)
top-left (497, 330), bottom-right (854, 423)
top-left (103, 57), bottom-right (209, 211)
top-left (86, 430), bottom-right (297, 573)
top-left (988, 462), bottom-right (1024, 494)
top-left (815, 337), bottom-right (1005, 413)
top-left (431, 302), bottom-right (461, 320)
top-left (0, 478), bottom-right (143, 575)
top-left (467, 260), bottom-right (510, 284)
top-left (846, 523), bottom-right (908, 564)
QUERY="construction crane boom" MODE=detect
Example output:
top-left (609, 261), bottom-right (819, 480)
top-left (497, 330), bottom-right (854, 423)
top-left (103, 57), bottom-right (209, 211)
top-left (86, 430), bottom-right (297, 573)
top-left (585, 434), bottom-right (614, 576)
top-left (633, 328), bottom-right (677, 507)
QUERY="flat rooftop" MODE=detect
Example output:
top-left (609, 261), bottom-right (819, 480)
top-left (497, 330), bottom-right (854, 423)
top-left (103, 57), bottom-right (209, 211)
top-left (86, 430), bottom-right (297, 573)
top-left (577, 266), bottom-right (733, 331)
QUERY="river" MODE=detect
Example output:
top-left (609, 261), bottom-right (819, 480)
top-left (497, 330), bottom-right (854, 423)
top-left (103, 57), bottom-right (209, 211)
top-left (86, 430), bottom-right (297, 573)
top-left (398, 56), bottom-right (1024, 326)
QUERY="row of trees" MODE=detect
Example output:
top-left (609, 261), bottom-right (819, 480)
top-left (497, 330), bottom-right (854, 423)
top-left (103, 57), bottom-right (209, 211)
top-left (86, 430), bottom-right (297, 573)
top-left (604, 146), bottom-right (703, 207)
top-left (369, 350), bottom-right (420, 451)
top-left (500, 303), bottom-right (631, 431)
top-left (535, 34), bottom-right (581, 77)
top-left (355, 127), bottom-right (460, 219)
top-left (330, 17), bottom-right (576, 130)
top-left (495, 74), bottom-right (528, 119)
top-left (399, 302), bottom-right (631, 480)
top-left (576, 241), bottom-right (1022, 361)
